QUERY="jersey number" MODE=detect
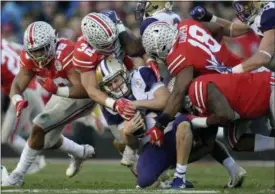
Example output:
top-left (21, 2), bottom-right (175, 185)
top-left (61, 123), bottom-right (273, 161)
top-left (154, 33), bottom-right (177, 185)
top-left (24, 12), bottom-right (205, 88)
top-left (181, 25), bottom-right (221, 63)
top-left (77, 43), bottom-right (95, 57)
top-left (56, 43), bottom-right (67, 59)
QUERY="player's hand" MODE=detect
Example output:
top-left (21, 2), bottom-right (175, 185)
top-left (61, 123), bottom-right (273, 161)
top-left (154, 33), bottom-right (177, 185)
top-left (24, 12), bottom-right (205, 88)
top-left (123, 111), bottom-right (145, 135)
top-left (114, 98), bottom-right (136, 120)
top-left (101, 10), bottom-right (122, 24)
top-left (206, 59), bottom-right (232, 74)
top-left (144, 125), bottom-right (164, 146)
top-left (190, 6), bottom-right (214, 22)
top-left (15, 100), bottom-right (28, 117)
top-left (42, 78), bottom-right (57, 94)
top-left (146, 59), bottom-right (161, 81)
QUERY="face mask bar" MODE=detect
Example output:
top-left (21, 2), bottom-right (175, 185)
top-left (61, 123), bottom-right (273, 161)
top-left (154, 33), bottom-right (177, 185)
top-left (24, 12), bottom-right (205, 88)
top-left (135, 1), bottom-right (147, 20)
top-left (27, 44), bottom-right (52, 68)
top-left (233, 1), bottom-right (255, 23)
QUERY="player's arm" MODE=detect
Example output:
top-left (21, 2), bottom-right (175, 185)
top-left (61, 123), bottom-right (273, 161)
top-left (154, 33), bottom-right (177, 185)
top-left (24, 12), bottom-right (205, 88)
top-left (191, 6), bottom-right (251, 37)
top-left (80, 70), bottom-right (113, 107)
top-left (119, 29), bottom-right (145, 57)
top-left (232, 29), bottom-right (275, 73)
top-left (10, 67), bottom-right (35, 100)
top-left (66, 68), bottom-right (89, 98)
top-left (157, 66), bottom-right (194, 128)
top-left (190, 83), bottom-right (239, 128)
top-left (201, 22), bottom-right (224, 42)
top-left (131, 86), bottom-right (170, 111)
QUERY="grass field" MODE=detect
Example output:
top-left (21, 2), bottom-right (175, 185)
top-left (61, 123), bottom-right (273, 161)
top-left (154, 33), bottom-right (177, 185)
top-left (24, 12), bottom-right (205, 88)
top-left (1, 159), bottom-right (274, 194)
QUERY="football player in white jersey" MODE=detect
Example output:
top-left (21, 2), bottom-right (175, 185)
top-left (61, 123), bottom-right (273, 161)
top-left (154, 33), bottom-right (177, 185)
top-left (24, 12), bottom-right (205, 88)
top-left (190, 1), bottom-right (275, 73)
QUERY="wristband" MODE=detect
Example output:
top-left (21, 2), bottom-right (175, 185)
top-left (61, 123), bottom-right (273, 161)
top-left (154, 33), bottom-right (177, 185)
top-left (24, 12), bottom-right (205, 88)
top-left (232, 64), bottom-right (244, 74)
top-left (229, 23), bottom-right (234, 37)
top-left (117, 23), bottom-right (126, 34)
top-left (210, 15), bottom-right (217, 23)
top-left (105, 97), bottom-right (116, 109)
top-left (56, 87), bottom-right (70, 98)
top-left (155, 113), bottom-right (173, 131)
top-left (191, 117), bottom-right (208, 128)
top-left (259, 50), bottom-right (272, 59)
top-left (12, 94), bottom-right (23, 106)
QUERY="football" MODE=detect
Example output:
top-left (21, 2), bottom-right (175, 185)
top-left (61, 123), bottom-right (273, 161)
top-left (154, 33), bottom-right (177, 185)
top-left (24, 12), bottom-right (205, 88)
top-left (132, 109), bottom-right (147, 138)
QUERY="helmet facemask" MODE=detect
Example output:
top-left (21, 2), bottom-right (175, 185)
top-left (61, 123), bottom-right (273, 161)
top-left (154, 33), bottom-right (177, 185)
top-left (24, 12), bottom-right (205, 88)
top-left (100, 70), bottom-right (131, 99)
top-left (26, 40), bottom-right (56, 68)
top-left (233, 1), bottom-right (261, 24)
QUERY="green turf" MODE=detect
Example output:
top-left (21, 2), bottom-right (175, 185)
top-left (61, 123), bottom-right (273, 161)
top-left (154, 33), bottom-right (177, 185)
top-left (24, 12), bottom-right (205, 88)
top-left (1, 160), bottom-right (274, 194)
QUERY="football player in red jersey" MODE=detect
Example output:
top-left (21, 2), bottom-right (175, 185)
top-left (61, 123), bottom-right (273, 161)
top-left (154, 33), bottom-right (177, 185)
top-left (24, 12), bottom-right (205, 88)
top-left (141, 20), bottom-right (243, 144)
top-left (73, 12), bottom-right (160, 120)
top-left (1, 39), bottom-right (46, 174)
top-left (2, 22), bottom-right (95, 187)
top-left (187, 72), bottom-right (275, 152)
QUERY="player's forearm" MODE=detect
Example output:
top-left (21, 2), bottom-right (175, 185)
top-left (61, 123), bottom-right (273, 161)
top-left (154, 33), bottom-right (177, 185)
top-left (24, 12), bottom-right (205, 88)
top-left (9, 78), bottom-right (27, 99)
top-left (132, 98), bottom-right (166, 111)
top-left (87, 85), bottom-right (115, 109)
top-left (232, 51), bottom-right (272, 73)
top-left (215, 18), bottom-right (250, 37)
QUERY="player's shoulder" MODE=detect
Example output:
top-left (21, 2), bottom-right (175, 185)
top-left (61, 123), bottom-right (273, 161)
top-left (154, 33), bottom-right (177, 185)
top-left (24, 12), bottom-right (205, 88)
top-left (19, 50), bottom-right (35, 69)
top-left (260, 2), bottom-right (275, 32)
top-left (56, 38), bottom-right (74, 65)
top-left (73, 36), bottom-right (103, 72)
top-left (178, 18), bottom-right (202, 28)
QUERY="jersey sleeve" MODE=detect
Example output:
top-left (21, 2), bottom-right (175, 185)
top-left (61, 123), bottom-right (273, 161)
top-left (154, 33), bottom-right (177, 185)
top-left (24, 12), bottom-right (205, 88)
top-left (57, 39), bottom-right (75, 73)
top-left (19, 51), bottom-right (34, 70)
top-left (260, 8), bottom-right (275, 32)
top-left (72, 39), bottom-right (100, 73)
top-left (166, 45), bottom-right (192, 77)
top-left (188, 78), bottom-right (209, 115)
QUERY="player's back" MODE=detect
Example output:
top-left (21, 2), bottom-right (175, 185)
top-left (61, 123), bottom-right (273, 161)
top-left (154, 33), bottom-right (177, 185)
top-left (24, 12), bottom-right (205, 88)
top-left (1, 39), bottom-right (20, 95)
top-left (166, 19), bottom-right (242, 77)
top-left (191, 72), bottom-right (272, 119)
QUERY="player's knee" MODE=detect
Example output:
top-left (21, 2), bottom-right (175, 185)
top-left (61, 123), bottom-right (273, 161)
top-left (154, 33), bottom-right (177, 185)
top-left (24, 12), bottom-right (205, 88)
top-left (176, 121), bottom-right (193, 141)
top-left (28, 124), bottom-right (45, 150)
top-left (137, 173), bottom-right (158, 188)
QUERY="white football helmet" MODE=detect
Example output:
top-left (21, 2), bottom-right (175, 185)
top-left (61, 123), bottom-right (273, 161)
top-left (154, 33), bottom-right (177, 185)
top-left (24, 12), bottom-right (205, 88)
top-left (96, 56), bottom-right (130, 99)
top-left (24, 21), bottom-right (56, 68)
top-left (142, 21), bottom-right (178, 60)
top-left (81, 13), bottom-right (118, 54)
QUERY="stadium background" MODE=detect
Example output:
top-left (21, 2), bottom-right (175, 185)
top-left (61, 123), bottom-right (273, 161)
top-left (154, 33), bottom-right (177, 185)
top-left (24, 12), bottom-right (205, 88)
top-left (1, 1), bottom-right (273, 161)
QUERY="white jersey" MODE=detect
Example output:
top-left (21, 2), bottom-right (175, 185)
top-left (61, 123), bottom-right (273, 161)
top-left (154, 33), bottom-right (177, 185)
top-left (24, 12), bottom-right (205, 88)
top-left (249, 1), bottom-right (275, 37)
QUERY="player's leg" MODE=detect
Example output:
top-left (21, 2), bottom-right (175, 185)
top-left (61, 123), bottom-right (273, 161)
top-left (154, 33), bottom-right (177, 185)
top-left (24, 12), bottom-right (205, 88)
top-left (2, 96), bottom-right (95, 186)
top-left (198, 126), bottom-right (246, 188)
top-left (170, 120), bottom-right (193, 189)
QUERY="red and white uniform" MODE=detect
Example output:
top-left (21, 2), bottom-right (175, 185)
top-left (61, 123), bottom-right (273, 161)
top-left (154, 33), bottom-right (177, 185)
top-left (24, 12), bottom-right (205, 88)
top-left (166, 19), bottom-right (243, 77)
top-left (188, 72), bottom-right (275, 120)
top-left (20, 39), bottom-right (74, 89)
top-left (73, 36), bottom-right (134, 72)
top-left (18, 38), bottom-right (95, 148)
top-left (1, 39), bottom-right (44, 143)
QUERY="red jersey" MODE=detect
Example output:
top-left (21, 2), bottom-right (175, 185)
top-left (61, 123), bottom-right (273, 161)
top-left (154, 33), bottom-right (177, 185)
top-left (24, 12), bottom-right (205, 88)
top-left (234, 31), bottom-right (260, 58)
top-left (166, 19), bottom-right (243, 77)
top-left (20, 39), bottom-right (74, 89)
top-left (72, 36), bottom-right (134, 72)
top-left (188, 72), bottom-right (274, 119)
top-left (1, 39), bottom-right (21, 95)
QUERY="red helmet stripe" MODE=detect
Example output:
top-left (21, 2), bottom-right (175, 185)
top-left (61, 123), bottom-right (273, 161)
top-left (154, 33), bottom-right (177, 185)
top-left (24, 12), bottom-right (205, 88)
top-left (88, 14), bottom-right (112, 37)
top-left (28, 23), bottom-right (35, 47)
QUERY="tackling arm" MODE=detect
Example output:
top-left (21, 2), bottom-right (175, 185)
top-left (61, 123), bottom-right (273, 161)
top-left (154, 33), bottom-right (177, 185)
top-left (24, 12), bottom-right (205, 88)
top-left (66, 68), bottom-right (89, 98)
top-left (232, 29), bottom-right (275, 73)
top-left (157, 66), bottom-right (194, 128)
top-left (10, 67), bottom-right (35, 99)
top-left (80, 71), bottom-right (113, 107)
